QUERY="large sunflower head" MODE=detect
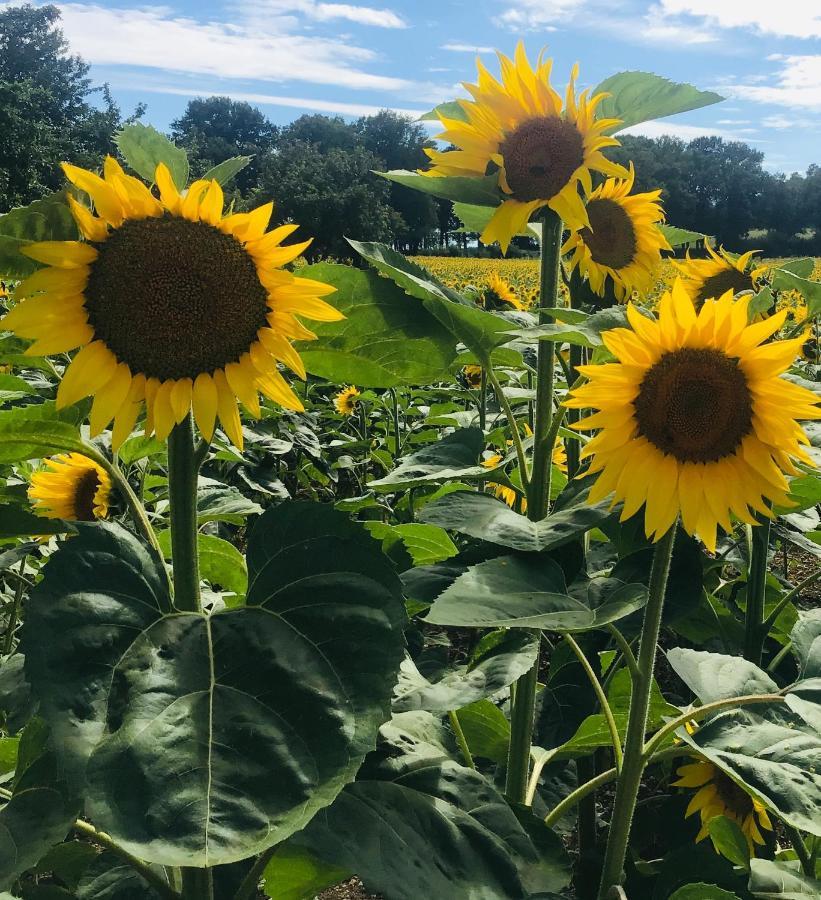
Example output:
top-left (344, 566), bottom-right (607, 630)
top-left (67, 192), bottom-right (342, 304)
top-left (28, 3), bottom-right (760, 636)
top-left (566, 279), bottom-right (820, 552)
top-left (562, 165), bottom-right (671, 301)
top-left (333, 385), bottom-right (360, 416)
top-left (673, 245), bottom-right (762, 310)
top-left (422, 42), bottom-right (627, 252)
top-left (673, 757), bottom-right (773, 854)
top-left (29, 452), bottom-right (111, 522)
top-left (484, 272), bottom-right (527, 310)
top-left (3, 158), bottom-right (341, 451)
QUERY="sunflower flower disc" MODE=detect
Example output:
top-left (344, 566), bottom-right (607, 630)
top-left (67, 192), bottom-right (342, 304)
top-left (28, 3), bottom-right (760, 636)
top-left (566, 279), bottom-right (820, 551)
top-left (28, 452), bottom-right (111, 521)
top-left (422, 42), bottom-right (628, 252)
top-left (3, 157), bottom-right (342, 449)
top-left (562, 164), bottom-right (672, 300)
top-left (674, 245), bottom-right (762, 310)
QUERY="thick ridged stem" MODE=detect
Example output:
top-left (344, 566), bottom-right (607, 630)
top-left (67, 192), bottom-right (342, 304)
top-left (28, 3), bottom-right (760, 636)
top-left (167, 415), bottom-right (201, 614)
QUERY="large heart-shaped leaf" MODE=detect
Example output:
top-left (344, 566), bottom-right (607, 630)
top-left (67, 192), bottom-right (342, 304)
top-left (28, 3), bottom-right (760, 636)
top-left (508, 306), bottom-right (632, 349)
top-left (295, 263), bottom-right (457, 387)
top-left (748, 859), bottom-right (821, 898)
top-left (666, 649), bottom-right (779, 703)
top-left (22, 503), bottom-right (406, 866)
top-left (0, 402), bottom-right (88, 464)
top-left (115, 124), bottom-right (189, 190)
top-left (425, 555), bottom-right (594, 630)
top-left (393, 630), bottom-right (540, 713)
top-left (419, 490), bottom-right (612, 552)
top-left (592, 71), bottom-right (723, 133)
top-left (0, 193), bottom-right (78, 278)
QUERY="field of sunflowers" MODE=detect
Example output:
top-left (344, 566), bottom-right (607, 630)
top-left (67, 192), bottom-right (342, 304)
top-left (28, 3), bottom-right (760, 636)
top-left (1, 40), bottom-right (821, 900)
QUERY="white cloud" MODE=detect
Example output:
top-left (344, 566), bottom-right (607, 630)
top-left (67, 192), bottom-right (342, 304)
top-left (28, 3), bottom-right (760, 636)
top-left (636, 22), bottom-right (718, 44)
top-left (727, 55), bottom-right (821, 109)
top-left (242, 1), bottom-right (407, 29)
top-left (50, 3), bottom-right (410, 92)
top-left (441, 42), bottom-right (496, 54)
top-left (494, 0), bottom-right (583, 30)
top-left (136, 84), bottom-right (427, 119)
top-left (654, 0), bottom-right (821, 40)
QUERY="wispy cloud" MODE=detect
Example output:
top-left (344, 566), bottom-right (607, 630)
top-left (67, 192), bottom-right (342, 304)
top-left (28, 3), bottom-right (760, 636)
top-left (725, 55), bottom-right (821, 110)
top-left (441, 42), bottom-right (495, 54)
top-left (52, 3), bottom-right (410, 92)
top-left (493, 0), bottom-right (584, 31)
top-left (653, 0), bottom-right (821, 40)
top-left (241, 0), bottom-right (408, 29)
top-left (135, 83), bottom-right (427, 119)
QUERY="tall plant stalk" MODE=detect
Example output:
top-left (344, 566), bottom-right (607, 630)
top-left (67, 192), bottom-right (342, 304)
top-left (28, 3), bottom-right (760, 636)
top-left (744, 514), bottom-right (771, 666)
top-left (505, 209), bottom-right (563, 804)
top-left (597, 524), bottom-right (677, 898)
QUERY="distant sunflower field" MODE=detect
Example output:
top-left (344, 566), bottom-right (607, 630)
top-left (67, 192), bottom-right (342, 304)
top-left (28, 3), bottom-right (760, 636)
top-left (1, 41), bottom-right (821, 900)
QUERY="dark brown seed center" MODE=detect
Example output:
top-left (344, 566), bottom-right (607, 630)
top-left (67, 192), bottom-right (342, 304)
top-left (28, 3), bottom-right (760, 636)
top-left (500, 117), bottom-right (585, 201)
top-left (713, 769), bottom-right (755, 817)
top-left (73, 468), bottom-right (100, 521)
top-left (579, 197), bottom-right (638, 269)
top-left (634, 347), bottom-right (753, 463)
top-left (695, 267), bottom-right (753, 310)
top-left (84, 216), bottom-right (269, 381)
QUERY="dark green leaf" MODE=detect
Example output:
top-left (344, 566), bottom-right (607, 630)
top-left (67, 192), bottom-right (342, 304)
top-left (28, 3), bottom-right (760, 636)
top-left (791, 610), bottom-right (821, 678)
top-left (295, 263), bottom-right (457, 387)
top-left (377, 170), bottom-right (502, 206)
top-left (669, 886), bottom-right (740, 900)
top-left (592, 72), bottom-right (723, 133)
top-left (75, 851), bottom-right (167, 899)
top-left (425, 555), bottom-right (595, 630)
top-left (508, 306), bottom-right (632, 348)
top-left (0, 403), bottom-right (87, 464)
top-left (393, 630), bottom-right (539, 713)
top-left (419, 490), bottom-right (612, 553)
top-left (748, 858), bottom-right (821, 898)
top-left (0, 505), bottom-right (75, 538)
top-left (23, 504), bottom-right (406, 866)
top-left (0, 193), bottom-right (78, 278)
top-left (666, 649), bottom-right (778, 702)
top-left (115, 124), bottom-right (188, 190)
top-left (194, 480), bottom-right (263, 524)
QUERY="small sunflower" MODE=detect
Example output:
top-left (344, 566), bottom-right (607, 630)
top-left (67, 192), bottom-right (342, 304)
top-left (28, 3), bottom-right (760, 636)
top-left (28, 452), bottom-right (111, 521)
top-left (462, 364), bottom-right (484, 388)
top-left (484, 273), bottom-right (527, 311)
top-left (0, 281), bottom-right (8, 299)
top-left (422, 43), bottom-right (627, 252)
top-left (673, 758), bottom-right (773, 854)
top-left (562, 165), bottom-right (671, 301)
top-left (334, 385), bottom-right (360, 416)
top-left (566, 279), bottom-right (820, 552)
top-left (483, 426), bottom-right (567, 513)
top-left (674, 246), bottom-right (763, 310)
top-left (3, 158), bottom-right (341, 450)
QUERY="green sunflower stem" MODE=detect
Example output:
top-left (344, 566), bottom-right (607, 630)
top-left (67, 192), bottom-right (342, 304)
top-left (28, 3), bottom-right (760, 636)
top-left (505, 210), bottom-right (563, 806)
top-left (167, 414), bottom-right (202, 614)
top-left (744, 513), bottom-right (771, 666)
top-left (181, 866), bottom-right (213, 900)
top-left (597, 523), bottom-right (677, 900)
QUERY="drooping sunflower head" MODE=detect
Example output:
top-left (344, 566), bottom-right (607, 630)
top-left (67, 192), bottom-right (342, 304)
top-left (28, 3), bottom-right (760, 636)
top-left (484, 272), bottom-right (527, 311)
top-left (673, 758), bottom-right (773, 854)
top-left (566, 278), bottom-right (820, 552)
top-left (563, 164), bottom-right (671, 301)
top-left (29, 452), bottom-right (111, 522)
top-left (3, 158), bottom-right (341, 450)
top-left (462, 364), bottom-right (484, 388)
top-left (674, 245), bottom-right (762, 311)
top-left (422, 42), bottom-right (627, 252)
top-left (333, 385), bottom-right (361, 416)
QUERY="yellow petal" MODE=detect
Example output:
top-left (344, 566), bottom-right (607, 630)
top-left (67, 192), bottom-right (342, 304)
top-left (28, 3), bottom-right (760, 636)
top-left (192, 372), bottom-right (218, 441)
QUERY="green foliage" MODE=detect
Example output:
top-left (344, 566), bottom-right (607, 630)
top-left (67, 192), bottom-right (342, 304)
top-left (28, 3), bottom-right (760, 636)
top-left (592, 71), bottom-right (723, 133)
top-left (115, 123), bottom-right (189, 189)
top-left (20, 505), bottom-right (406, 866)
top-left (748, 859), bottom-right (821, 898)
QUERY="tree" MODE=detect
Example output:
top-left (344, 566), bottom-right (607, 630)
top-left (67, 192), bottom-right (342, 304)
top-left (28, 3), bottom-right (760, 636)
top-left (0, 4), bottom-right (126, 211)
top-left (252, 140), bottom-right (394, 260)
top-left (170, 96), bottom-right (277, 193)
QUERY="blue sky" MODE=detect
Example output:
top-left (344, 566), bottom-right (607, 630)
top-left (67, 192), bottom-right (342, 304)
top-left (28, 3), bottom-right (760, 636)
top-left (10, 1), bottom-right (821, 174)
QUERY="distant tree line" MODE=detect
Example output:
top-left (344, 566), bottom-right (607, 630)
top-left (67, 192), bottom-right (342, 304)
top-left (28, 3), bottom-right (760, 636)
top-left (2, 3), bottom-right (819, 260)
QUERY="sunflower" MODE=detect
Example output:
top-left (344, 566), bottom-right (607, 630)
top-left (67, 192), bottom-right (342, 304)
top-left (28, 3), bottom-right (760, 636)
top-left (3, 158), bottom-right (341, 450)
top-left (566, 279), bottom-right (820, 552)
top-left (462, 364), bottom-right (484, 388)
top-left (673, 245), bottom-right (762, 310)
top-left (483, 427), bottom-right (567, 513)
top-left (422, 43), bottom-right (627, 252)
top-left (484, 272), bottom-right (527, 311)
top-left (673, 758), bottom-right (773, 854)
top-left (28, 452), bottom-right (111, 521)
top-left (0, 280), bottom-right (8, 299)
top-left (562, 165), bottom-right (671, 301)
top-left (334, 385), bottom-right (360, 416)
